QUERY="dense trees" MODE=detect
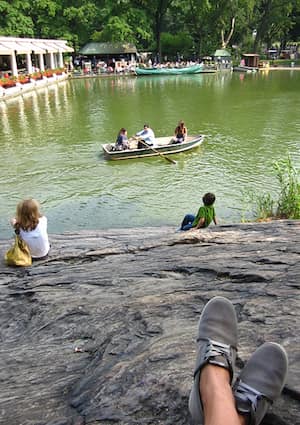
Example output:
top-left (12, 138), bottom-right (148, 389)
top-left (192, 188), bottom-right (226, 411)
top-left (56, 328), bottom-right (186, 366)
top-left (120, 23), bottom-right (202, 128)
top-left (0, 0), bottom-right (299, 57)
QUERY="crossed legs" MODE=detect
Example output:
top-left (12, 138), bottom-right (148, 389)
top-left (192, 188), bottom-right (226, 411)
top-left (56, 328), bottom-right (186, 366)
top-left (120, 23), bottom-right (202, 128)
top-left (200, 365), bottom-right (246, 425)
top-left (189, 296), bottom-right (288, 425)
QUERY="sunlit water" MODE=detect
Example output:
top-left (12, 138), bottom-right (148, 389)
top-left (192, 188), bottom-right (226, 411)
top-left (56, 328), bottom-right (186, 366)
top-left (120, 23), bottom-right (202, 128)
top-left (0, 70), bottom-right (299, 238)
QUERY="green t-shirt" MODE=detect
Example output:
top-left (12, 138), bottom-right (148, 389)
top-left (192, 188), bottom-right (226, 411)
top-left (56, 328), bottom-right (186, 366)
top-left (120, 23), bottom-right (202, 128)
top-left (192, 205), bottom-right (215, 228)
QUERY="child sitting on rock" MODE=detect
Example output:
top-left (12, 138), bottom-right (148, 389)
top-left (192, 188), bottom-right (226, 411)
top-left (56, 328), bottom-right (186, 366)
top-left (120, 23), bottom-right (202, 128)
top-left (180, 192), bottom-right (217, 231)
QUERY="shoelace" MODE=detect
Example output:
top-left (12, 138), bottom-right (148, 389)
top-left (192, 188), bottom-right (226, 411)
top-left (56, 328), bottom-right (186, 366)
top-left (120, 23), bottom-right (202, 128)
top-left (195, 338), bottom-right (234, 381)
top-left (234, 379), bottom-right (272, 425)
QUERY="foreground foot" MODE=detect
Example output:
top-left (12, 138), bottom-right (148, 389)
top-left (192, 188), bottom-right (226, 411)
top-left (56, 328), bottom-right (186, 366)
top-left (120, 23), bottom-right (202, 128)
top-left (233, 342), bottom-right (288, 425)
top-left (189, 296), bottom-right (238, 424)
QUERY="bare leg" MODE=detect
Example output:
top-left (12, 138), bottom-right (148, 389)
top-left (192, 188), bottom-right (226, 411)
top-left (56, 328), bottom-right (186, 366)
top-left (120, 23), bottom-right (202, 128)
top-left (200, 365), bottom-right (246, 425)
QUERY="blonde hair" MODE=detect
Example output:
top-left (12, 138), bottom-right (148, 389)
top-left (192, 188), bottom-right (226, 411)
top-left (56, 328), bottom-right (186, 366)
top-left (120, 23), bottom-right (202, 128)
top-left (15, 198), bottom-right (42, 231)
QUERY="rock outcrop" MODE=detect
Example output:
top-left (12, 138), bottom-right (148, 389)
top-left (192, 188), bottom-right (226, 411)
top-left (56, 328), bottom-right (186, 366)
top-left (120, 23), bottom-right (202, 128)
top-left (0, 220), bottom-right (299, 425)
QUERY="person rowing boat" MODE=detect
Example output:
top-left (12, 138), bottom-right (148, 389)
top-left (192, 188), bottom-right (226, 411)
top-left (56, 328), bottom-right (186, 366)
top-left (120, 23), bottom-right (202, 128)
top-left (135, 123), bottom-right (155, 149)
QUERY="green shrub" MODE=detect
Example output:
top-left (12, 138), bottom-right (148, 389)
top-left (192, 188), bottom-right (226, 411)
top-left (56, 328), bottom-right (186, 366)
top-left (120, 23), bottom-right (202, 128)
top-left (274, 157), bottom-right (300, 219)
top-left (243, 157), bottom-right (300, 221)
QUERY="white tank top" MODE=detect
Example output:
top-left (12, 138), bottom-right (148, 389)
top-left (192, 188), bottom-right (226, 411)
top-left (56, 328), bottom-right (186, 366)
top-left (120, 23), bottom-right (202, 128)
top-left (19, 216), bottom-right (50, 258)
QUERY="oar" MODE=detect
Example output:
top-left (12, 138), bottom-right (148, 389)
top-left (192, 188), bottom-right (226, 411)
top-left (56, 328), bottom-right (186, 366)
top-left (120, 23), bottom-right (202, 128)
top-left (133, 137), bottom-right (177, 164)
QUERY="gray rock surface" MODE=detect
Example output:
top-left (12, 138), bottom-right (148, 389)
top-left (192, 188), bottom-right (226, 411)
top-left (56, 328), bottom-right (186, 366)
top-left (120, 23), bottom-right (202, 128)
top-left (0, 220), bottom-right (299, 425)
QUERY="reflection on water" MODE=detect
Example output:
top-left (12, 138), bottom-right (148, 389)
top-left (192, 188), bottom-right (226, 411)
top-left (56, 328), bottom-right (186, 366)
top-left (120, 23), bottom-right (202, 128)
top-left (0, 72), bottom-right (299, 238)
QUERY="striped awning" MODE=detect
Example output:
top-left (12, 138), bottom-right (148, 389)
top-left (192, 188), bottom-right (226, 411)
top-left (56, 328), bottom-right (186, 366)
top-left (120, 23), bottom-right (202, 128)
top-left (0, 43), bottom-right (13, 55)
top-left (26, 42), bottom-right (45, 54)
top-left (31, 41), bottom-right (58, 53)
top-left (0, 40), bottom-right (22, 53)
top-left (50, 40), bottom-right (73, 53)
top-left (0, 37), bottom-right (74, 55)
top-left (14, 42), bottom-right (34, 54)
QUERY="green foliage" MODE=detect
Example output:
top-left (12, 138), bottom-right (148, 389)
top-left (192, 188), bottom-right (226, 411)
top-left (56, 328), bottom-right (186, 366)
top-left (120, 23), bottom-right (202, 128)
top-left (244, 157), bottom-right (300, 221)
top-left (274, 157), bottom-right (300, 219)
top-left (271, 59), bottom-right (300, 66)
top-left (160, 32), bottom-right (193, 59)
top-left (94, 16), bottom-right (134, 42)
top-left (254, 193), bottom-right (275, 220)
top-left (0, 0), bottom-right (299, 55)
top-left (0, 0), bottom-right (34, 36)
top-left (252, 0), bottom-right (297, 51)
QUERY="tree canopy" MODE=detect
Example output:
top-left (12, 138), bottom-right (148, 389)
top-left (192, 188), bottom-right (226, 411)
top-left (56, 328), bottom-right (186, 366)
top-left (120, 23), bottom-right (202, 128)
top-left (0, 0), bottom-right (299, 58)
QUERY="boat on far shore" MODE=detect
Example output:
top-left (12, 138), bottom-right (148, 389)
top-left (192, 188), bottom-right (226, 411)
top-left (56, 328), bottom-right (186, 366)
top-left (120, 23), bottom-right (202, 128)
top-left (102, 135), bottom-right (204, 161)
top-left (233, 66), bottom-right (258, 73)
top-left (135, 64), bottom-right (216, 76)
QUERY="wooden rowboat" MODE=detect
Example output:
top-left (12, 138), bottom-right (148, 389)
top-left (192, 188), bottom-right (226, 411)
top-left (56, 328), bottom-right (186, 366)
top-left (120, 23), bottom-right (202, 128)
top-left (102, 135), bottom-right (204, 161)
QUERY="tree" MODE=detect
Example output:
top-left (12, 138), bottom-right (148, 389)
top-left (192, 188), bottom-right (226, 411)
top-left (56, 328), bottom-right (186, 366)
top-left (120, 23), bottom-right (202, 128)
top-left (252, 0), bottom-right (297, 51)
top-left (92, 3), bottom-right (152, 48)
top-left (0, 0), bottom-right (299, 58)
top-left (287, 1), bottom-right (300, 43)
top-left (0, 0), bottom-right (34, 36)
top-left (160, 31), bottom-right (194, 59)
top-left (131, 0), bottom-right (174, 58)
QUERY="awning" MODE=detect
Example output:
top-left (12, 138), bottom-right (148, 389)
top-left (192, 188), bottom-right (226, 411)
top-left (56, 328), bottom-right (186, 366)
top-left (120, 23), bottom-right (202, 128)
top-left (0, 40), bottom-right (24, 53)
top-left (29, 43), bottom-right (46, 54)
top-left (31, 41), bottom-right (58, 53)
top-left (0, 37), bottom-right (74, 56)
top-left (15, 42), bottom-right (34, 54)
top-left (0, 43), bottom-right (13, 55)
top-left (52, 41), bottom-right (74, 53)
top-left (63, 45), bottom-right (74, 53)
top-left (30, 42), bottom-right (48, 54)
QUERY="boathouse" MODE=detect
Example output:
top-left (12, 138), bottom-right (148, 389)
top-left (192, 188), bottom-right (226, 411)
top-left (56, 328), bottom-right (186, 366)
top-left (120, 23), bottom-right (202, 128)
top-left (0, 37), bottom-right (73, 77)
top-left (242, 53), bottom-right (260, 68)
top-left (79, 42), bottom-right (137, 64)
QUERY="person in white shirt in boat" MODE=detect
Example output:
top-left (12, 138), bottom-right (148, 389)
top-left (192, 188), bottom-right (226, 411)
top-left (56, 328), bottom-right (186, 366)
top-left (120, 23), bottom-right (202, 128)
top-left (135, 124), bottom-right (155, 149)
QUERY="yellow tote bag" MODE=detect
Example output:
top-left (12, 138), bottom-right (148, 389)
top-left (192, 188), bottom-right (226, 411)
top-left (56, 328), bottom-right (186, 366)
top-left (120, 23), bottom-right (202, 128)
top-left (5, 234), bottom-right (32, 267)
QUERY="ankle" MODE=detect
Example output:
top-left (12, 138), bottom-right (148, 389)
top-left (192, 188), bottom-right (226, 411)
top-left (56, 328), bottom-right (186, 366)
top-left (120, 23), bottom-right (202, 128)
top-left (200, 364), bottom-right (231, 404)
top-left (200, 364), bottom-right (242, 425)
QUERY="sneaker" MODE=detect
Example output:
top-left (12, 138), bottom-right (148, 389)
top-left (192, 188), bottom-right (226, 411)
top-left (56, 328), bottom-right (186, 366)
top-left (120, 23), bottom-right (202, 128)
top-left (189, 296), bottom-right (238, 424)
top-left (233, 342), bottom-right (288, 425)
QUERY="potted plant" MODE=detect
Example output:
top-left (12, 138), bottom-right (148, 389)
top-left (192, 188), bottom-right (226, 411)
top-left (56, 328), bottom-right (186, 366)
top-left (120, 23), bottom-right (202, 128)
top-left (53, 67), bottom-right (64, 75)
top-left (18, 75), bottom-right (31, 84)
top-left (42, 69), bottom-right (54, 78)
top-left (31, 71), bottom-right (43, 80)
top-left (0, 77), bottom-right (17, 89)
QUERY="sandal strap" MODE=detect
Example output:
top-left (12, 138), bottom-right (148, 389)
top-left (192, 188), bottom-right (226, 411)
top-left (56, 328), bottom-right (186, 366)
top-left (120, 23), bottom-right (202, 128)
top-left (194, 338), bottom-right (235, 381)
top-left (234, 379), bottom-right (272, 425)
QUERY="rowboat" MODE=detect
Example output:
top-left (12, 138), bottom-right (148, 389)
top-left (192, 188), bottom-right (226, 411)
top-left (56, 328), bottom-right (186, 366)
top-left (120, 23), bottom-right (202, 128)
top-left (233, 66), bottom-right (258, 73)
top-left (102, 135), bottom-right (204, 161)
top-left (135, 64), bottom-right (215, 76)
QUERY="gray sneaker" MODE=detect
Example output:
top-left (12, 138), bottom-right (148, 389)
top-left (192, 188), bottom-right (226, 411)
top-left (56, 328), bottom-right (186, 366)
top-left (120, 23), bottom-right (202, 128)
top-left (233, 342), bottom-right (288, 425)
top-left (189, 296), bottom-right (238, 424)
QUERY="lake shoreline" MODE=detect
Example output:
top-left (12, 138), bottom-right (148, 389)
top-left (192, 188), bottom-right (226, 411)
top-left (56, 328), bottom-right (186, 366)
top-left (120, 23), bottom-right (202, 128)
top-left (1, 66), bottom-right (299, 100)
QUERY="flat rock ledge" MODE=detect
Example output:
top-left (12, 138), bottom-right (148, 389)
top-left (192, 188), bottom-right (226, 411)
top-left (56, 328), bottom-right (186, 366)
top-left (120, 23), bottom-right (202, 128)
top-left (0, 220), bottom-right (299, 425)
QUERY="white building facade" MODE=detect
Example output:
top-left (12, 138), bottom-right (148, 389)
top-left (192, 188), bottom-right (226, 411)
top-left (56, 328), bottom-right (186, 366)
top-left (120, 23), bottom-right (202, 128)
top-left (0, 37), bottom-right (73, 76)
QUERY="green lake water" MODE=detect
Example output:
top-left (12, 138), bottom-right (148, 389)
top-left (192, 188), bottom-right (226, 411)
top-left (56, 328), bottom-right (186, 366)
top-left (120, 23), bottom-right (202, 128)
top-left (0, 70), bottom-right (299, 238)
